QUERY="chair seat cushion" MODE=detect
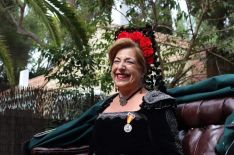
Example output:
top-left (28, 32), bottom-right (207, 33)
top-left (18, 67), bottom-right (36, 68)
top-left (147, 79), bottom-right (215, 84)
top-left (180, 125), bottom-right (223, 155)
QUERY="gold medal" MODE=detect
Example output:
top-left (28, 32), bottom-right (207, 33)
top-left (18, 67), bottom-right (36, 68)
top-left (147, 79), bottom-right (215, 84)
top-left (124, 112), bottom-right (135, 133)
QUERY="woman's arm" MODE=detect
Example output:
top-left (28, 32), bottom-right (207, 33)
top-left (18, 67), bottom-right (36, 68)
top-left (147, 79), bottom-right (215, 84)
top-left (141, 90), bottom-right (184, 155)
top-left (146, 108), bottom-right (184, 155)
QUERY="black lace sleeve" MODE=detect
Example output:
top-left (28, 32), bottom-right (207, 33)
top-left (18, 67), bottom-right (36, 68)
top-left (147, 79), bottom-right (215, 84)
top-left (140, 91), bottom-right (184, 155)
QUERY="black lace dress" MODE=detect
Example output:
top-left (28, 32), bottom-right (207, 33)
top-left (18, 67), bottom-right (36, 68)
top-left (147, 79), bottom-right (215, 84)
top-left (89, 91), bottom-right (184, 155)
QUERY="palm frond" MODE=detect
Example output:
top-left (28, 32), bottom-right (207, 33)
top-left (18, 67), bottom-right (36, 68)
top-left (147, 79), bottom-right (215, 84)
top-left (25, 0), bottom-right (61, 46)
top-left (45, 0), bottom-right (88, 51)
top-left (0, 35), bottom-right (15, 85)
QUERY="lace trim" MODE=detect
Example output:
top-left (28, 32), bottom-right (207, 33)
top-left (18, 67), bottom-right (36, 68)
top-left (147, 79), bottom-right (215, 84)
top-left (165, 110), bottom-right (184, 155)
top-left (143, 90), bottom-right (175, 104)
top-left (98, 91), bottom-right (176, 114)
top-left (141, 90), bottom-right (176, 110)
top-left (97, 112), bottom-right (141, 120)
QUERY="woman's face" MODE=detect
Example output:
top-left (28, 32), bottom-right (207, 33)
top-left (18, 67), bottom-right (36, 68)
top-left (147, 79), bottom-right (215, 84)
top-left (111, 48), bottom-right (143, 90)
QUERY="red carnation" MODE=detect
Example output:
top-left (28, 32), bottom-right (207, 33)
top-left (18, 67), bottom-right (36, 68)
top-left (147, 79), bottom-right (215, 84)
top-left (140, 37), bottom-right (152, 47)
top-left (116, 31), bottom-right (155, 65)
top-left (146, 57), bottom-right (154, 64)
top-left (143, 48), bottom-right (154, 57)
top-left (131, 32), bottom-right (143, 42)
top-left (117, 31), bottom-right (130, 39)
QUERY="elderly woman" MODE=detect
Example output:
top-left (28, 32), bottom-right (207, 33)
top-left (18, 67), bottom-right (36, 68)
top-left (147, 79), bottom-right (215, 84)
top-left (24, 26), bottom-right (183, 155)
top-left (89, 27), bottom-right (184, 155)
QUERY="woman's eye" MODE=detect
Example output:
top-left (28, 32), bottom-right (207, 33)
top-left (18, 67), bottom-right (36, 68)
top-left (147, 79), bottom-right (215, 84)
top-left (126, 60), bottom-right (135, 64)
top-left (113, 60), bottom-right (120, 63)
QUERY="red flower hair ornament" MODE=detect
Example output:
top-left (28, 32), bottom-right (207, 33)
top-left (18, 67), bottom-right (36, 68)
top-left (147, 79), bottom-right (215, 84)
top-left (116, 31), bottom-right (155, 65)
top-left (114, 25), bottom-right (166, 92)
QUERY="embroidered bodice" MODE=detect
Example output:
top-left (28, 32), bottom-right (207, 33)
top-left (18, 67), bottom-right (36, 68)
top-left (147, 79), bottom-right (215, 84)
top-left (90, 91), bottom-right (184, 155)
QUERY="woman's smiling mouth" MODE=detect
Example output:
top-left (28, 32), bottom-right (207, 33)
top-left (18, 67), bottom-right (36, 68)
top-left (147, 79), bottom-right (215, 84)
top-left (116, 74), bottom-right (130, 80)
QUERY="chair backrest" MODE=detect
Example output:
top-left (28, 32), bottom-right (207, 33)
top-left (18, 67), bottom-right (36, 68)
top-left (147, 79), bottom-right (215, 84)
top-left (176, 97), bottom-right (234, 155)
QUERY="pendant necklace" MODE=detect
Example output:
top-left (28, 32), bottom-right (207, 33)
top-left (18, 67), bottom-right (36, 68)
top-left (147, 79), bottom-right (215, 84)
top-left (119, 87), bottom-right (142, 106)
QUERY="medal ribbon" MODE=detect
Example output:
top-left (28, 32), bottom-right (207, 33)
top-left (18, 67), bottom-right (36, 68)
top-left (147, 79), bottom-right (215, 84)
top-left (127, 112), bottom-right (135, 124)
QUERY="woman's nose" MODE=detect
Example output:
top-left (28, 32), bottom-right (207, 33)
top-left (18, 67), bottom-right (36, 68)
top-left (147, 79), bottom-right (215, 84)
top-left (118, 62), bottom-right (126, 70)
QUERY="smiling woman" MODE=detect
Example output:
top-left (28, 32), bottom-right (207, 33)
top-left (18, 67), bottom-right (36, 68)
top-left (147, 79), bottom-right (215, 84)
top-left (88, 26), bottom-right (184, 155)
top-left (107, 39), bottom-right (146, 109)
top-left (24, 25), bottom-right (184, 155)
